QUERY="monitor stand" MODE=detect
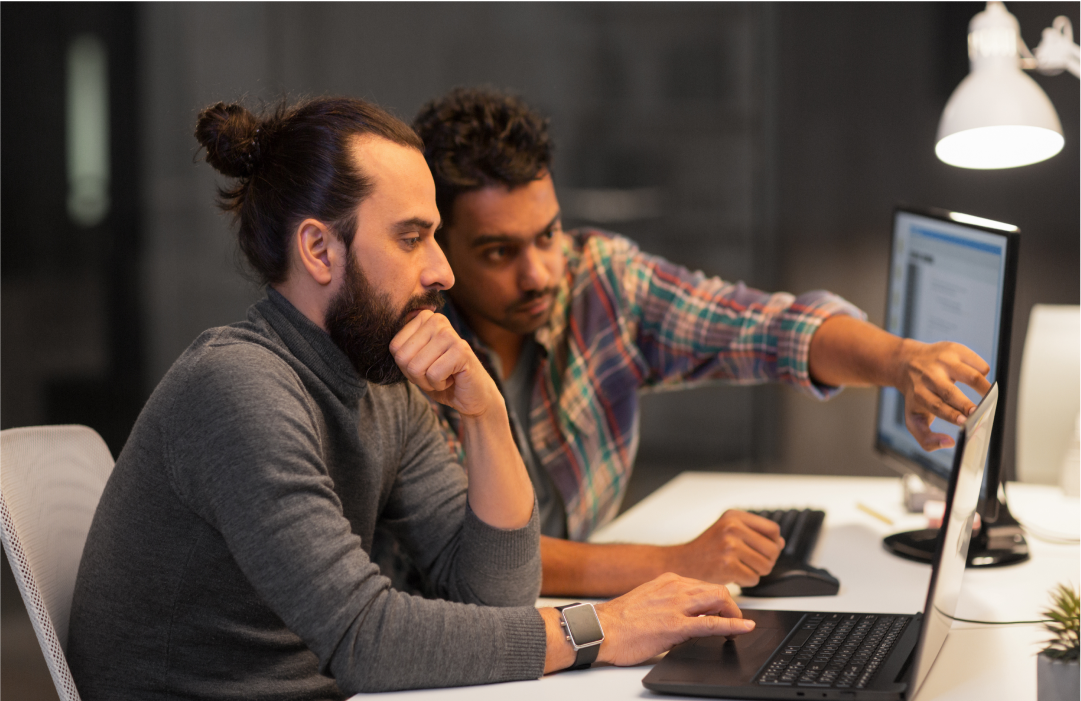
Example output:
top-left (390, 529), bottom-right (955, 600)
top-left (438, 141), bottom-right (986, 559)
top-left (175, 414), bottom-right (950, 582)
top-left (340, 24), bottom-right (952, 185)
top-left (882, 498), bottom-right (1030, 567)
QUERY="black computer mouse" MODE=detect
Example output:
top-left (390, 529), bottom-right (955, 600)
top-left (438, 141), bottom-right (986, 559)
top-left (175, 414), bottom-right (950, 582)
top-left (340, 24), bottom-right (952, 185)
top-left (740, 564), bottom-right (840, 598)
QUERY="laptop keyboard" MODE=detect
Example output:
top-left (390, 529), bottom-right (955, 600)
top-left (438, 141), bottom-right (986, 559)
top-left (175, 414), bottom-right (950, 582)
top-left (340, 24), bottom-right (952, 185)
top-left (756, 612), bottom-right (910, 689)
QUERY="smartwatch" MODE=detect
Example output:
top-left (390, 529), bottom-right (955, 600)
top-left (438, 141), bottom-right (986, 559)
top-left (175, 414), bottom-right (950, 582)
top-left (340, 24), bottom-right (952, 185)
top-left (555, 603), bottom-right (605, 670)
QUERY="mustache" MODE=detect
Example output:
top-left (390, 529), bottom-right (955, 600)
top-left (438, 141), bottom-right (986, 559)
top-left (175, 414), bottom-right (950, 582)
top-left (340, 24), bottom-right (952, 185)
top-left (506, 288), bottom-right (555, 313)
top-left (401, 290), bottom-right (446, 321)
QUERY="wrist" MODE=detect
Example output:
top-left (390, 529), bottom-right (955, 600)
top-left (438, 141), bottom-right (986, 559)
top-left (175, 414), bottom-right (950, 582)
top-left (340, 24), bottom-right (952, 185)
top-left (593, 601), bottom-right (616, 665)
top-left (891, 337), bottom-right (918, 390)
top-left (456, 384), bottom-right (508, 423)
top-left (550, 603), bottom-right (607, 669)
top-left (542, 607), bottom-right (580, 673)
top-left (661, 542), bottom-right (690, 579)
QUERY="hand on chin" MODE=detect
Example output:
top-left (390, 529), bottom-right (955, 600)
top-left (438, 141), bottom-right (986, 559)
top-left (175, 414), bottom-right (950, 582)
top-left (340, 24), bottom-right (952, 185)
top-left (389, 310), bottom-right (500, 417)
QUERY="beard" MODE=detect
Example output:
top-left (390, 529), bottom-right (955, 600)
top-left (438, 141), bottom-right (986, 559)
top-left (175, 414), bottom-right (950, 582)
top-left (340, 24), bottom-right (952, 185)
top-left (324, 255), bottom-right (444, 385)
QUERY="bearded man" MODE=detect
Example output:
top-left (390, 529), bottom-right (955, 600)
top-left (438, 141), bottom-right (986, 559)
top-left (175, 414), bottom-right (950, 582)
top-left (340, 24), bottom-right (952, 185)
top-left (66, 97), bottom-right (757, 700)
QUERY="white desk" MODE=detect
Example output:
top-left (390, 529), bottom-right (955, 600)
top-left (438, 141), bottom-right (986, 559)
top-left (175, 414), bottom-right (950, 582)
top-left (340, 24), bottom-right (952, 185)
top-left (354, 473), bottom-right (1079, 701)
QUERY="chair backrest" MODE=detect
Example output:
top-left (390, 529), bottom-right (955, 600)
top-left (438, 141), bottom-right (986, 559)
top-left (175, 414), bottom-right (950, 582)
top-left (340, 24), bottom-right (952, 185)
top-left (1, 425), bottom-right (115, 701)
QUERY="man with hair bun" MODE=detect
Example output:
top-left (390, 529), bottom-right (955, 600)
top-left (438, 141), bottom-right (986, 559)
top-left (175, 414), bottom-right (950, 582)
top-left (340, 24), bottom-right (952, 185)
top-left (67, 96), bottom-right (757, 699)
top-left (410, 86), bottom-right (993, 598)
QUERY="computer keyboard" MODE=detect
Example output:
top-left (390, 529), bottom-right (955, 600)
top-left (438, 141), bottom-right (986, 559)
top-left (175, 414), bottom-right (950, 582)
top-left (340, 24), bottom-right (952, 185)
top-left (739, 508), bottom-right (840, 597)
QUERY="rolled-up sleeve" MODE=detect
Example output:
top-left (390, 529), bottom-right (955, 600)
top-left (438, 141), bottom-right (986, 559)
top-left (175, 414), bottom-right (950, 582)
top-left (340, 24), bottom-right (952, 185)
top-left (596, 234), bottom-right (866, 399)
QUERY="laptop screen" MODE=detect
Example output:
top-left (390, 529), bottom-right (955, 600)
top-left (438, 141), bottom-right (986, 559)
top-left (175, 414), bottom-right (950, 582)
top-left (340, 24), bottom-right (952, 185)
top-left (908, 383), bottom-right (998, 698)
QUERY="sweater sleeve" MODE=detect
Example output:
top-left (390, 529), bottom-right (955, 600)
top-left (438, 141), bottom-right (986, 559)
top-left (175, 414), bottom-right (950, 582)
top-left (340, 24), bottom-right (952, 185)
top-left (167, 343), bottom-right (546, 693)
top-left (379, 383), bottom-right (542, 608)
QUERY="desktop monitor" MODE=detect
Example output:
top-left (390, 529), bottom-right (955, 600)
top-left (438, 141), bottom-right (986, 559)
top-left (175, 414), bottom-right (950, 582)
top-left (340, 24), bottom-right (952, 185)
top-left (875, 205), bottom-right (1028, 567)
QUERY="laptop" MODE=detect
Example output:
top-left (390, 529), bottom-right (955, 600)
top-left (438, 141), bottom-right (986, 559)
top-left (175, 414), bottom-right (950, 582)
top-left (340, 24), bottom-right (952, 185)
top-left (642, 383), bottom-right (999, 701)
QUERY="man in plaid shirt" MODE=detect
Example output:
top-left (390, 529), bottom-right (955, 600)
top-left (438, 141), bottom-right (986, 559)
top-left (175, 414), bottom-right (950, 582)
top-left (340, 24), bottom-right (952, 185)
top-left (401, 88), bottom-right (992, 597)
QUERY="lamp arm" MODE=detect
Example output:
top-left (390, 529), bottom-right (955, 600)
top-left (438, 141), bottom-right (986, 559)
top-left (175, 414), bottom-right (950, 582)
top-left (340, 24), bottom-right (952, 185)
top-left (1028, 16), bottom-right (1080, 78)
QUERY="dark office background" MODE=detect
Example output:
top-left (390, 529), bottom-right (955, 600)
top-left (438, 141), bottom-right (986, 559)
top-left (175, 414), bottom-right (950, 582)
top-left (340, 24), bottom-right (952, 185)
top-left (2, 3), bottom-right (1078, 698)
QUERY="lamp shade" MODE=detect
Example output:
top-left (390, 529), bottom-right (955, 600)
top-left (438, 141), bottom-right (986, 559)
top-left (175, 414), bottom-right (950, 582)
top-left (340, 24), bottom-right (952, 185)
top-left (936, 2), bottom-right (1065, 169)
top-left (936, 69), bottom-right (1064, 168)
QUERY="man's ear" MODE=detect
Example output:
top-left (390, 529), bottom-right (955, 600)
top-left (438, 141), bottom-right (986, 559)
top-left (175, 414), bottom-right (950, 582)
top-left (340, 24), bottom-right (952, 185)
top-left (294, 218), bottom-right (339, 286)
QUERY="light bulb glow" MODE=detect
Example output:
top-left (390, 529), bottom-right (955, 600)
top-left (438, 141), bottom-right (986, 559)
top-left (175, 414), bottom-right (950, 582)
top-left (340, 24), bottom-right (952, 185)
top-left (935, 125), bottom-right (1064, 169)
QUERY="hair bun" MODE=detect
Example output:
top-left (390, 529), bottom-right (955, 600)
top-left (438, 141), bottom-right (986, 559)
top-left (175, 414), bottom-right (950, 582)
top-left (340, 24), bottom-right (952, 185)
top-left (195, 102), bottom-right (262, 178)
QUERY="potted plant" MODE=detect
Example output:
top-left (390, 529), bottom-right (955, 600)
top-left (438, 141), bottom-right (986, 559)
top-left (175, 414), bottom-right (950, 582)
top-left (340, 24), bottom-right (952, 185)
top-left (1038, 583), bottom-right (1079, 701)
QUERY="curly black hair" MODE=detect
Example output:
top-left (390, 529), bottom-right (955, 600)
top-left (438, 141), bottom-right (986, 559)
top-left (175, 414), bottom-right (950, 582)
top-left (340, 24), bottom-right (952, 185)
top-left (412, 87), bottom-right (553, 226)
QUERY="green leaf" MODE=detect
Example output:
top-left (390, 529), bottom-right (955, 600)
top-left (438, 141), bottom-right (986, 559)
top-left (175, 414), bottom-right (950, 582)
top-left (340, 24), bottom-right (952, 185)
top-left (1041, 583), bottom-right (1080, 658)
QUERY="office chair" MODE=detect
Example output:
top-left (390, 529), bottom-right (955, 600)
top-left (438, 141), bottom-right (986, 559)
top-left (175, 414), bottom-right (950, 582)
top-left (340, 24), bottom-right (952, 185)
top-left (0, 425), bottom-right (115, 701)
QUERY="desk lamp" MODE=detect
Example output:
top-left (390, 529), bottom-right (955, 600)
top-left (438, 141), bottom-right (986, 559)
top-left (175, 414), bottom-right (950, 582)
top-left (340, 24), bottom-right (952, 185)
top-left (936, 2), bottom-right (1079, 169)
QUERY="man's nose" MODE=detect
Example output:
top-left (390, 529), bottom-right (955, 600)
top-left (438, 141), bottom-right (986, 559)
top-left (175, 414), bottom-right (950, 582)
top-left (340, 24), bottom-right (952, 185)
top-left (519, 246), bottom-right (550, 291)
top-left (420, 238), bottom-right (455, 291)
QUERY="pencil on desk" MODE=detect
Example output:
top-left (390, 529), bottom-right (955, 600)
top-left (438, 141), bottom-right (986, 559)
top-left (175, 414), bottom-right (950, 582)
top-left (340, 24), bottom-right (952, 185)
top-left (857, 502), bottom-right (894, 525)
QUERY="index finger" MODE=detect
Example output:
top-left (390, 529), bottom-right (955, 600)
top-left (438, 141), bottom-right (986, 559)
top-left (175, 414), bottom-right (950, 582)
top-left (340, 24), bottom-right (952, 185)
top-left (934, 381), bottom-right (980, 422)
top-left (683, 614), bottom-right (756, 639)
top-left (388, 309), bottom-right (435, 355)
top-left (683, 583), bottom-right (743, 620)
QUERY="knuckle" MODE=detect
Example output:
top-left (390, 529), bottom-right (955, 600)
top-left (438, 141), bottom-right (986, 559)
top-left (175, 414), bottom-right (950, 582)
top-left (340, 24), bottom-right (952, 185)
top-left (694, 616), bottom-right (718, 632)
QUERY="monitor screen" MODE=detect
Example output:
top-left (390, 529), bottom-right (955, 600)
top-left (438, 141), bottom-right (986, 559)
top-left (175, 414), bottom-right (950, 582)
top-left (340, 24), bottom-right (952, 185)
top-left (875, 207), bottom-right (1018, 503)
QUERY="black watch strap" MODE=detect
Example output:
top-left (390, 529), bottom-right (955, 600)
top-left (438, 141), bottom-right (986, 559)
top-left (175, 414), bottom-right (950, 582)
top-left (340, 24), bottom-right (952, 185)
top-left (556, 603), bottom-right (603, 670)
top-left (569, 637), bottom-right (600, 670)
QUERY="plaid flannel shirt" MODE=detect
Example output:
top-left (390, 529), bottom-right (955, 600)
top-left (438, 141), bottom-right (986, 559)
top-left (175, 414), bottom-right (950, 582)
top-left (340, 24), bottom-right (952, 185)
top-left (434, 229), bottom-right (865, 541)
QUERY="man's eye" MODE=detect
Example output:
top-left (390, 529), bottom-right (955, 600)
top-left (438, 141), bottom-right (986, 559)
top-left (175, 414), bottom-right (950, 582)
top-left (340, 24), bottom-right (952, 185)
top-left (485, 246), bottom-right (508, 261)
top-left (403, 236), bottom-right (421, 250)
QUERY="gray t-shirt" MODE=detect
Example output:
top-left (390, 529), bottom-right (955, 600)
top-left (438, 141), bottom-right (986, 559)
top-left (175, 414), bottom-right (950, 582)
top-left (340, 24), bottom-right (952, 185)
top-left (499, 340), bottom-right (567, 539)
top-left (67, 290), bottom-right (545, 700)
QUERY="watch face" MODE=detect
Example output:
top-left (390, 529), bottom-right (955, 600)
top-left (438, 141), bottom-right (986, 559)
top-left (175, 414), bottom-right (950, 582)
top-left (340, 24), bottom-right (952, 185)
top-left (563, 605), bottom-right (604, 646)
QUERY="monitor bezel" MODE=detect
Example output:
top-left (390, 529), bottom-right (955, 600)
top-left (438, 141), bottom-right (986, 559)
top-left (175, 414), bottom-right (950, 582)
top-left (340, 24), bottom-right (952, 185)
top-left (873, 204), bottom-right (1019, 522)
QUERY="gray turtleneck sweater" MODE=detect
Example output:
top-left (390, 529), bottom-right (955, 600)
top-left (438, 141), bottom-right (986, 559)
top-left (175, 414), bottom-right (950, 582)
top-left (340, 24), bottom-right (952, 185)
top-left (67, 290), bottom-right (546, 700)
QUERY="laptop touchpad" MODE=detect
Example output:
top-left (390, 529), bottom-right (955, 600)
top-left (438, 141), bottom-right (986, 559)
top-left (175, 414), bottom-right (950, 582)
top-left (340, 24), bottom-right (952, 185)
top-left (666, 624), bottom-right (790, 683)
